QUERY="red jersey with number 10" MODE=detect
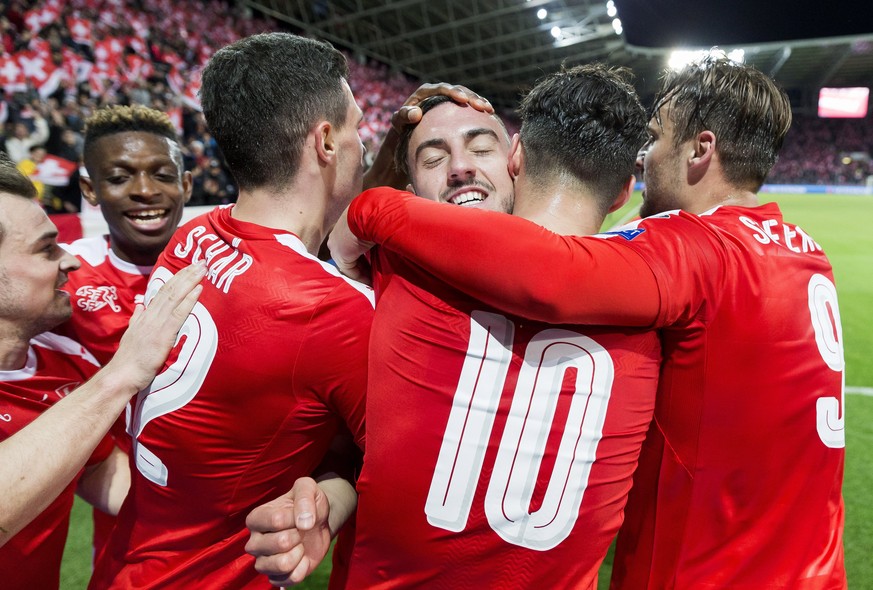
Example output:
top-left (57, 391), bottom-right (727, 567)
top-left (91, 206), bottom-right (373, 589)
top-left (345, 248), bottom-right (660, 589)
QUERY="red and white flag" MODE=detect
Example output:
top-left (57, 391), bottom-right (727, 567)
top-left (32, 154), bottom-right (78, 187)
top-left (66, 16), bottom-right (93, 45)
top-left (0, 54), bottom-right (26, 93)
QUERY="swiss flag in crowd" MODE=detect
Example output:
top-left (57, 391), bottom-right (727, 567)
top-left (122, 53), bottom-right (154, 85)
top-left (23, 5), bottom-right (58, 34)
top-left (167, 66), bottom-right (202, 111)
top-left (67, 16), bottom-right (93, 46)
top-left (94, 37), bottom-right (124, 69)
top-left (16, 50), bottom-right (64, 99)
top-left (32, 154), bottom-right (78, 187)
top-left (0, 55), bottom-right (26, 93)
top-left (166, 106), bottom-right (183, 136)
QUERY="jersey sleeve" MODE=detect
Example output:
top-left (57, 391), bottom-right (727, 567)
top-left (294, 284), bottom-right (373, 450)
top-left (348, 188), bottom-right (665, 326)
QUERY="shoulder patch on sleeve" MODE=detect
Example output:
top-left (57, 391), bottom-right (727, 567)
top-left (596, 228), bottom-right (646, 241)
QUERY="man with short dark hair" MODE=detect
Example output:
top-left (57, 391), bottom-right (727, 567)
top-left (393, 94), bottom-right (514, 213)
top-left (90, 32), bottom-right (374, 589)
top-left (329, 55), bottom-right (847, 588)
top-left (0, 154), bottom-right (204, 590)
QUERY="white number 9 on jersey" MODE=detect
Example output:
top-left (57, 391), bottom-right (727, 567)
top-left (808, 273), bottom-right (845, 449)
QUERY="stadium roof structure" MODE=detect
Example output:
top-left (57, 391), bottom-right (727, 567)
top-left (242, 0), bottom-right (873, 113)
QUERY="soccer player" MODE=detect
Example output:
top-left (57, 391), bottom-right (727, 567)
top-left (58, 103), bottom-right (193, 555)
top-left (0, 155), bottom-right (204, 590)
top-left (330, 55), bottom-right (847, 588)
top-left (248, 64), bottom-right (661, 589)
top-left (62, 104), bottom-right (192, 365)
top-left (88, 33), bottom-right (374, 589)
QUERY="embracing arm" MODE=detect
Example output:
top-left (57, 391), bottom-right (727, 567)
top-left (345, 188), bottom-right (664, 326)
top-left (0, 262), bottom-right (205, 545)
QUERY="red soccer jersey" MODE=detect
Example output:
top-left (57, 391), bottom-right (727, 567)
top-left (90, 206), bottom-right (373, 590)
top-left (60, 236), bottom-right (151, 366)
top-left (59, 235), bottom-right (151, 554)
top-left (0, 333), bottom-right (110, 590)
top-left (348, 189), bottom-right (846, 590)
top-left (345, 248), bottom-right (660, 589)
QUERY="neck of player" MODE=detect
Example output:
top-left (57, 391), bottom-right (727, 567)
top-left (231, 185), bottom-right (331, 255)
top-left (512, 176), bottom-right (605, 237)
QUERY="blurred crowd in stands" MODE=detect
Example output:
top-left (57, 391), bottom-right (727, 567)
top-left (768, 115), bottom-right (873, 186)
top-left (1, 0), bottom-right (871, 217)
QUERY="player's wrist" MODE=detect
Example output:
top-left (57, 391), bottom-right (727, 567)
top-left (92, 361), bottom-right (145, 402)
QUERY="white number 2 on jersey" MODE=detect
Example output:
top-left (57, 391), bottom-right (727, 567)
top-left (130, 266), bottom-right (219, 486)
top-left (425, 311), bottom-right (614, 551)
top-left (808, 273), bottom-right (845, 448)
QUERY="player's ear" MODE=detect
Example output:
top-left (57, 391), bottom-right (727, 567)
top-left (182, 170), bottom-right (193, 204)
top-left (79, 174), bottom-right (98, 207)
top-left (314, 120), bottom-right (336, 165)
top-left (508, 133), bottom-right (522, 179)
top-left (689, 130), bottom-right (715, 168)
top-left (608, 174), bottom-right (635, 213)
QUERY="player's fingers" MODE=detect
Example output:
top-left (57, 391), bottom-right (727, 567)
top-left (450, 84), bottom-right (493, 113)
top-left (150, 262), bottom-right (207, 311)
top-left (254, 543), bottom-right (305, 578)
top-left (291, 478), bottom-right (320, 530)
top-left (246, 497), bottom-right (296, 533)
top-left (391, 105), bottom-right (423, 129)
top-left (245, 528), bottom-right (303, 557)
top-left (288, 556), bottom-right (314, 585)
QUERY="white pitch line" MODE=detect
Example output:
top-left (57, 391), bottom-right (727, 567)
top-left (846, 386), bottom-right (873, 397)
top-left (606, 203), bottom-right (643, 230)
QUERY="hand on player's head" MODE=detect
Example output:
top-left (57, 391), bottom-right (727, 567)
top-left (392, 83), bottom-right (493, 132)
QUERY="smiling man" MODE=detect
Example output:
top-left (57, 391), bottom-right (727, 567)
top-left (396, 95), bottom-right (514, 213)
top-left (58, 104), bottom-right (192, 556)
top-left (62, 104), bottom-right (192, 365)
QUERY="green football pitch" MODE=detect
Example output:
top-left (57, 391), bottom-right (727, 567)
top-left (60, 192), bottom-right (873, 588)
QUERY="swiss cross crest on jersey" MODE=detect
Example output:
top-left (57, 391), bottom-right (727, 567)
top-left (76, 285), bottom-right (122, 312)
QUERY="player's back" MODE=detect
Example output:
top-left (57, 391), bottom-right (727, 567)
top-left (91, 207), bottom-right (372, 589)
top-left (348, 250), bottom-right (661, 589)
top-left (612, 203), bottom-right (846, 589)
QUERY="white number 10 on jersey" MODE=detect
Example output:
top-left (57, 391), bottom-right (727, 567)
top-left (425, 311), bottom-right (614, 551)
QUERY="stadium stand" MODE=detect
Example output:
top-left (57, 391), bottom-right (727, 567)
top-left (1, 0), bottom-right (870, 223)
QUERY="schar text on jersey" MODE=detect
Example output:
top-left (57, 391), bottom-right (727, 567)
top-left (173, 225), bottom-right (253, 294)
top-left (738, 215), bottom-right (822, 253)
